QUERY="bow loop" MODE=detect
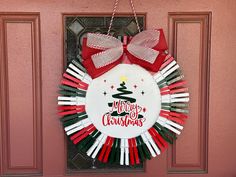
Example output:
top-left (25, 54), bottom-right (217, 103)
top-left (127, 44), bottom-right (159, 64)
top-left (91, 46), bottom-right (123, 69)
top-left (87, 33), bottom-right (122, 50)
top-left (129, 29), bottom-right (160, 48)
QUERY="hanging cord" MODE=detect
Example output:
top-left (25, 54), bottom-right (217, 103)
top-left (107, 0), bottom-right (141, 35)
top-left (129, 0), bottom-right (141, 33)
top-left (107, 0), bottom-right (119, 35)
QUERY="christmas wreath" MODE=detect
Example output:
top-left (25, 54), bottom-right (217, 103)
top-left (57, 28), bottom-right (189, 166)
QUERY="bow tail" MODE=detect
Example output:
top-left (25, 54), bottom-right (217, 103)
top-left (83, 57), bottom-right (122, 79)
top-left (127, 51), bottom-right (167, 72)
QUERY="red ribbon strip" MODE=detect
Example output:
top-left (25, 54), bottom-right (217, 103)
top-left (82, 29), bottom-right (168, 78)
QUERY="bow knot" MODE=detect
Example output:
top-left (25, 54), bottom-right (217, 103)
top-left (82, 29), bottom-right (168, 78)
top-left (122, 36), bottom-right (128, 53)
top-left (123, 44), bottom-right (128, 53)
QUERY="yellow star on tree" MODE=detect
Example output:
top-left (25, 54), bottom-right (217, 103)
top-left (120, 75), bottom-right (128, 82)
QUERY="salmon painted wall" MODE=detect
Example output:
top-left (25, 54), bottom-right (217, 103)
top-left (0, 0), bottom-right (235, 177)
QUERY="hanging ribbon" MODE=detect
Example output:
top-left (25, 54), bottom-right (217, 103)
top-left (82, 29), bottom-right (168, 78)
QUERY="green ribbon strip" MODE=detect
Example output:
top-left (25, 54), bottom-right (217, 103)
top-left (153, 123), bottom-right (177, 144)
top-left (165, 69), bottom-right (182, 82)
top-left (161, 106), bottom-right (171, 110)
top-left (72, 60), bottom-right (87, 73)
top-left (61, 112), bottom-right (87, 123)
top-left (63, 114), bottom-right (88, 127)
top-left (170, 108), bottom-right (189, 114)
top-left (59, 85), bottom-right (86, 95)
top-left (167, 75), bottom-right (184, 85)
top-left (157, 82), bottom-right (167, 89)
top-left (137, 136), bottom-right (151, 160)
top-left (163, 103), bottom-right (188, 108)
top-left (82, 131), bottom-right (101, 152)
top-left (157, 78), bottom-right (166, 86)
top-left (109, 138), bottom-right (118, 164)
top-left (115, 139), bottom-right (120, 164)
top-left (78, 130), bottom-right (99, 151)
top-left (59, 90), bottom-right (85, 97)
top-left (136, 137), bottom-right (145, 162)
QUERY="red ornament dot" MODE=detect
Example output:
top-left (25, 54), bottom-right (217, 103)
top-left (143, 107), bottom-right (146, 112)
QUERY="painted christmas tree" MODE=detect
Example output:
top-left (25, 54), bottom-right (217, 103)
top-left (108, 76), bottom-right (143, 118)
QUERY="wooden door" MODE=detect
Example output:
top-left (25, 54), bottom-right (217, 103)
top-left (0, 0), bottom-right (235, 177)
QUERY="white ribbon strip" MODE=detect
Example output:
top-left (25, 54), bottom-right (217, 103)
top-left (86, 29), bottom-right (160, 68)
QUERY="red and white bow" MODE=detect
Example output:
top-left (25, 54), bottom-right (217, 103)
top-left (82, 29), bottom-right (168, 78)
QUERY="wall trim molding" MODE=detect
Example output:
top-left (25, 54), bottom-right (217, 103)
top-left (0, 12), bottom-right (42, 176)
top-left (167, 11), bottom-right (211, 174)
